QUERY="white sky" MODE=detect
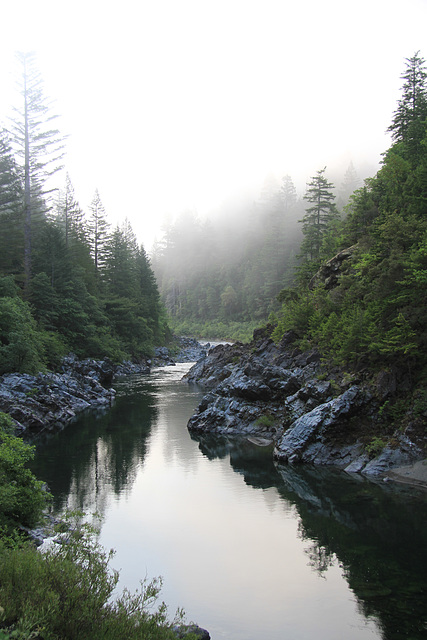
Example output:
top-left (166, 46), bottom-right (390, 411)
top-left (1, 0), bottom-right (426, 249)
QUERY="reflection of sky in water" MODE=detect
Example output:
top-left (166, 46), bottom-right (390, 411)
top-left (96, 365), bottom-right (381, 640)
top-left (32, 363), bottom-right (427, 640)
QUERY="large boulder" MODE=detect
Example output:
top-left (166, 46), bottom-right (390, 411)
top-left (274, 386), bottom-right (369, 464)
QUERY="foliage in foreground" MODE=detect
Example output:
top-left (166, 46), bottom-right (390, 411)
top-left (0, 418), bottom-right (196, 640)
top-left (0, 413), bottom-right (48, 534)
top-left (0, 522), bottom-right (195, 640)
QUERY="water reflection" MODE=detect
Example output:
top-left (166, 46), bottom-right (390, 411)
top-left (30, 375), bottom-right (159, 513)
top-left (276, 464), bottom-right (427, 640)
top-left (194, 433), bottom-right (427, 640)
top-left (30, 367), bottom-right (427, 640)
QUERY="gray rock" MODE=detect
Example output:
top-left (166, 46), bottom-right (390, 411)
top-left (0, 364), bottom-right (116, 436)
top-left (185, 330), bottom-right (426, 479)
top-left (172, 624), bottom-right (210, 639)
top-left (275, 386), bottom-right (367, 464)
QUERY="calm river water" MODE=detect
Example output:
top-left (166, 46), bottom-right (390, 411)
top-left (30, 363), bottom-right (427, 640)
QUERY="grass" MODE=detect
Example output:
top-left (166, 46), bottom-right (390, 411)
top-left (168, 318), bottom-right (263, 343)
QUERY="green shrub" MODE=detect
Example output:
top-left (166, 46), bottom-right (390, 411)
top-left (0, 297), bottom-right (45, 375)
top-left (0, 414), bottom-right (49, 533)
top-left (0, 523), bottom-right (189, 640)
top-left (365, 436), bottom-right (387, 458)
top-left (255, 414), bottom-right (276, 428)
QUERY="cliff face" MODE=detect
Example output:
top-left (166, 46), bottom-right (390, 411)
top-left (185, 329), bottom-right (426, 478)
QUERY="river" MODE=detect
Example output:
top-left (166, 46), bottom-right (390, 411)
top-left (30, 362), bottom-right (427, 640)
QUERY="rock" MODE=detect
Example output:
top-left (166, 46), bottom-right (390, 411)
top-left (172, 624), bottom-right (210, 639)
top-left (274, 386), bottom-right (368, 464)
top-left (184, 329), bottom-right (426, 479)
top-left (375, 369), bottom-right (397, 400)
top-left (0, 362), bottom-right (115, 436)
top-left (114, 360), bottom-right (151, 376)
top-left (309, 245), bottom-right (357, 291)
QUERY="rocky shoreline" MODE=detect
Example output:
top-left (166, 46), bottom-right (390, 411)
top-left (184, 327), bottom-right (427, 483)
top-left (0, 337), bottom-right (209, 438)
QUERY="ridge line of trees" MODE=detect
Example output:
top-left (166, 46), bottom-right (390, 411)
top-left (271, 51), bottom-right (427, 378)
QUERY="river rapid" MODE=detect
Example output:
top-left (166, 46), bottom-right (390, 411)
top-left (30, 362), bottom-right (427, 640)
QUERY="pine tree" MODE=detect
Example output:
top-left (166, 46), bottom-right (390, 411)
top-left (0, 129), bottom-right (24, 276)
top-left (279, 174), bottom-right (297, 214)
top-left (299, 167), bottom-right (339, 264)
top-left (11, 52), bottom-right (65, 289)
top-left (388, 51), bottom-right (427, 163)
top-left (87, 189), bottom-right (110, 281)
top-left (337, 161), bottom-right (361, 210)
top-left (56, 174), bottom-right (85, 248)
top-left (104, 219), bottom-right (138, 298)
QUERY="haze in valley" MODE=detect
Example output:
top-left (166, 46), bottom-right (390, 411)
top-left (1, 0), bottom-right (426, 249)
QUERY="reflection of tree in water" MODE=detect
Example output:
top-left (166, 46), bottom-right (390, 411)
top-left (276, 466), bottom-right (427, 640)
top-left (30, 379), bottom-right (158, 516)
top-left (194, 434), bottom-right (427, 640)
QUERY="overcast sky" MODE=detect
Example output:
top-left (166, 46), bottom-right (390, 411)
top-left (1, 0), bottom-right (427, 248)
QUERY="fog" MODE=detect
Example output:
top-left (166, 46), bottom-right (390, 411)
top-left (0, 0), bottom-right (426, 250)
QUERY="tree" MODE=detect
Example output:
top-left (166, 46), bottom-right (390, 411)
top-left (0, 129), bottom-right (24, 277)
top-left (104, 220), bottom-right (138, 299)
top-left (56, 173), bottom-right (85, 249)
top-left (299, 167), bottom-right (339, 264)
top-left (388, 51), bottom-right (427, 163)
top-left (11, 52), bottom-right (65, 290)
top-left (337, 161), bottom-right (361, 210)
top-left (279, 174), bottom-right (297, 214)
top-left (87, 189), bottom-right (110, 281)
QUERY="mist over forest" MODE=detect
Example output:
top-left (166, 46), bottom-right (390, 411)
top-left (150, 161), bottom-right (364, 334)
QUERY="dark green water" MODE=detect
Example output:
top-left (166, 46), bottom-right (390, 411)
top-left (30, 364), bottom-right (427, 640)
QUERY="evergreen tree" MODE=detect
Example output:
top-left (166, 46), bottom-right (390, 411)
top-left (104, 220), bottom-right (138, 299)
top-left (279, 174), bottom-right (297, 214)
top-left (87, 189), bottom-right (110, 281)
top-left (56, 174), bottom-right (85, 249)
top-left (388, 51), bottom-right (427, 163)
top-left (299, 167), bottom-right (339, 264)
top-left (0, 129), bottom-right (24, 277)
top-left (10, 52), bottom-right (65, 290)
top-left (337, 161), bottom-right (361, 210)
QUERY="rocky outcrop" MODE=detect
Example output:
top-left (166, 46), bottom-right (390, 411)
top-left (185, 330), bottom-right (426, 478)
top-left (152, 337), bottom-right (210, 367)
top-left (0, 339), bottom-right (209, 437)
top-left (309, 244), bottom-right (357, 290)
top-left (0, 366), bottom-right (115, 436)
top-left (172, 624), bottom-right (210, 640)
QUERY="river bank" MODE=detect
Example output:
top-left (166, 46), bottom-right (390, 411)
top-left (184, 326), bottom-right (427, 486)
top-left (0, 337), bottom-right (208, 437)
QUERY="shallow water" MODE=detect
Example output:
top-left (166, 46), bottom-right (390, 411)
top-left (31, 363), bottom-right (427, 640)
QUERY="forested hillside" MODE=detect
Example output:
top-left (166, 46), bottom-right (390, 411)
top-left (0, 54), bottom-right (168, 374)
top-left (271, 53), bottom-right (427, 389)
top-left (151, 181), bottom-right (303, 338)
top-left (152, 158), bottom-right (362, 341)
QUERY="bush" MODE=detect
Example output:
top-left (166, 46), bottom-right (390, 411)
top-left (0, 522), bottom-right (191, 640)
top-left (0, 297), bottom-right (45, 374)
top-left (0, 413), bottom-right (49, 533)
